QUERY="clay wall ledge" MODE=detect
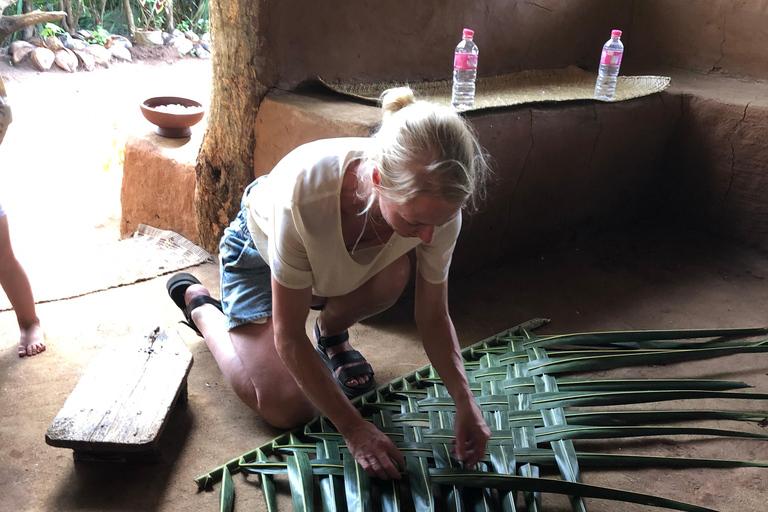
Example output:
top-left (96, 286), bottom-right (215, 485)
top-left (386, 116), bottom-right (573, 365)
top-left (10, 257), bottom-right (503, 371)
top-left (120, 69), bottom-right (768, 263)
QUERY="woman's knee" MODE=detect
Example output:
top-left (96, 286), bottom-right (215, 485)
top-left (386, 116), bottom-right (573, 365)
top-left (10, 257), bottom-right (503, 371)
top-left (233, 378), bottom-right (315, 428)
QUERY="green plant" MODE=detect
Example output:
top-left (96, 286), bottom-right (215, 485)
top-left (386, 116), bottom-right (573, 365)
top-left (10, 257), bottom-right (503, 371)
top-left (137, 0), bottom-right (165, 30)
top-left (40, 22), bottom-right (65, 38)
top-left (193, 17), bottom-right (208, 34)
top-left (86, 26), bottom-right (110, 45)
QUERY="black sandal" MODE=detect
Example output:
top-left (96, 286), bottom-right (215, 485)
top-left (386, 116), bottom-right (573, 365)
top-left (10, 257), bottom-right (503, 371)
top-left (166, 273), bottom-right (222, 336)
top-left (314, 321), bottom-right (376, 399)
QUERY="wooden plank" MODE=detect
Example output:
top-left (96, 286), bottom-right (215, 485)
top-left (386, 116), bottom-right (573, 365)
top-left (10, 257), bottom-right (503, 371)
top-left (46, 328), bottom-right (193, 454)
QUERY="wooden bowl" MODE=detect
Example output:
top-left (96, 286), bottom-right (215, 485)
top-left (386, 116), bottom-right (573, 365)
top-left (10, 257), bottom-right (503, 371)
top-left (140, 96), bottom-right (205, 138)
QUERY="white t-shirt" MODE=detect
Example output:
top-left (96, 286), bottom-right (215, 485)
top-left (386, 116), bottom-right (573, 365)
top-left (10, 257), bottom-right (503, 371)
top-left (244, 138), bottom-right (461, 297)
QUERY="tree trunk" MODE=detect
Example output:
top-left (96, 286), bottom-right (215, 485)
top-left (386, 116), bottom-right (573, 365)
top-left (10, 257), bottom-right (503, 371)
top-left (164, 0), bottom-right (174, 31)
top-left (57, 0), bottom-right (73, 33)
top-left (122, 0), bottom-right (135, 38)
top-left (194, 0), bottom-right (271, 252)
top-left (0, 11), bottom-right (67, 44)
top-left (22, 0), bottom-right (33, 40)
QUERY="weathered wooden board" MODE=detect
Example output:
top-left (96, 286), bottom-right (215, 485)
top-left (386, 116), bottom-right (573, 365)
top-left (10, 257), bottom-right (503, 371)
top-left (46, 328), bottom-right (193, 458)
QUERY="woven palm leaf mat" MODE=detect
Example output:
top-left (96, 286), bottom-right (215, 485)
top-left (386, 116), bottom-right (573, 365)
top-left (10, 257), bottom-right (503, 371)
top-left (0, 224), bottom-right (212, 311)
top-left (198, 319), bottom-right (768, 512)
top-left (321, 66), bottom-right (671, 111)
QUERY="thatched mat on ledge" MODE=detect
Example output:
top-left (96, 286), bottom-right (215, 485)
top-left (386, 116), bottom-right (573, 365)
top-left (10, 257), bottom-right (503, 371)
top-left (320, 66), bottom-right (671, 111)
top-left (0, 224), bottom-right (213, 311)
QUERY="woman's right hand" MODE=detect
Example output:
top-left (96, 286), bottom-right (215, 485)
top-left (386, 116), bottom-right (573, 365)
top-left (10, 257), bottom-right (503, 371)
top-left (343, 420), bottom-right (406, 480)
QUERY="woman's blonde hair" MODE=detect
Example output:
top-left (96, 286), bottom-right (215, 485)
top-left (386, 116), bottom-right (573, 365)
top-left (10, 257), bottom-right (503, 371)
top-left (360, 87), bottom-right (491, 214)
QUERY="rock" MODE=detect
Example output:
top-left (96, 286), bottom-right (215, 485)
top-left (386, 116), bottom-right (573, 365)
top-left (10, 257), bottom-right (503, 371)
top-left (85, 44), bottom-right (112, 67)
top-left (42, 36), bottom-right (63, 51)
top-left (10, 40), bottom-right (35, 64)
top-left (75, 29), bottom-right (93, 41)
top-left (110, 35), bottom-right (133, 50)
top-left (59, 34), bottom-right (86, 51)
top-left (54, 48), bottom-right (78, 72)
top-left (193, 44), bottom-right (211, 59)
top-left (31, 47), bottom-right (55, 71)
top-left (184, 31), bottom-right (200, 44)
top-left (171, 29), bottom-right (184, 39)
top-left (72, 49), bottom-right (95, 72)
top-left (201, 33), bottom-right (210, 43)
top-left (197, 41), bottom-right (211, 53)
top-left (110, 45), bottom-right (132, 62)
top-left (171, 36), bottom-right (193, 56)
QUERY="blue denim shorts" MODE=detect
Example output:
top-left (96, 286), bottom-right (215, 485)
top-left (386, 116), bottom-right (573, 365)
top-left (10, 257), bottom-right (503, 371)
top-left (219, 180), bottom-right (272, 330)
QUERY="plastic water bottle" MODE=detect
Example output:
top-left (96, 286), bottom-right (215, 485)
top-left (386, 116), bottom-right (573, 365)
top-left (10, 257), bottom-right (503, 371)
top-left (451, 28), bottom-right (479, 110)
top-left (594, 29), bottom-right (624, 99)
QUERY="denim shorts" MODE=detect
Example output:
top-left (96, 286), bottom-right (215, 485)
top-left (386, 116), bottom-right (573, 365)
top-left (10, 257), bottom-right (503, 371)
top-left (219, 180), bottom-right (273, 330)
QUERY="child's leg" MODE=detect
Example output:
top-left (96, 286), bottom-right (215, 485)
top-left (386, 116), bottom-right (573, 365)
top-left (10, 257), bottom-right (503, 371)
top-left (0, 215), bottom-right (45, 357)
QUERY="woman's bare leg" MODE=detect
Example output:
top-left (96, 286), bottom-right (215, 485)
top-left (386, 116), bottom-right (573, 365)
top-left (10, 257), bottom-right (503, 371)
top-left (0, 215), bottom-right (44, 357)
top-left (316, 254), bottom-right (410, 387)
top-left (185, 284), bottom-right (317, 428)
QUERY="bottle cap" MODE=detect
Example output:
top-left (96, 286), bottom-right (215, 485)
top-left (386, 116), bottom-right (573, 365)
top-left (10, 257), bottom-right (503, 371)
top-left (463, 28), bottom-right (474, 39)
top-left (611, 29), bottom-right (622, 38)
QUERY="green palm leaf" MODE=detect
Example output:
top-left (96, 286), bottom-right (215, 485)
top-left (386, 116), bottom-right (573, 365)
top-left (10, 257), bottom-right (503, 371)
top-left (343, 452), bottom-right (371, 512)
top-left (197, 321), bottom-right (768, 512)
top-left (429, 469), bottom-right (718, 512)
top-left (286, 452), bottom-right (313, 512)
top-left (218, 466), bottom-right (234, 512)
top-left (316, 440), bottom-right (344, 512)
top-left (525, 327), bottom-right (768, 348)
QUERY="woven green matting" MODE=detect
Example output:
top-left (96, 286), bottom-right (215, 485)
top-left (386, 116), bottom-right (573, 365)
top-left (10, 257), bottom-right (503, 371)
top-left (198, 320), bottom-right (768, 512)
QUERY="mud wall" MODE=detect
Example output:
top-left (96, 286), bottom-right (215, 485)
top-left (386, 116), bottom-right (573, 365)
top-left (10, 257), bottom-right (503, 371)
top-left (261, 0), bottom-right (633, 86)
top-left (630, 0), bottom-right (768, 79)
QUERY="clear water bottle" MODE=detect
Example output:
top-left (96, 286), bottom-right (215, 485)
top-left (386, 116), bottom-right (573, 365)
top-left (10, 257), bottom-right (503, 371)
top-left (451, 28), bottom-right (479, 110)
top-left (594, 29), bottom-right (624, 99)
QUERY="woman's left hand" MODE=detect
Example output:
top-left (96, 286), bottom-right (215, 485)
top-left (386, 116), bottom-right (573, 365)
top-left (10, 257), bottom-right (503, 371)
top-left (452, 401), bottom-right (491, 468)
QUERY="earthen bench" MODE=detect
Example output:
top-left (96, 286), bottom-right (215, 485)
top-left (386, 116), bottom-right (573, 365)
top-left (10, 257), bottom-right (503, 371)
top-left (45, 327), bottom-right (193, 462)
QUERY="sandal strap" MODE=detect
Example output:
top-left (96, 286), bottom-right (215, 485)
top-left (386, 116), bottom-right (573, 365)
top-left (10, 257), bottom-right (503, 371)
top-left (328, 349), bottom-right (366, 367)
top-left (181, 295), bottom-right (222, 336)
top-left (314, 321), bottom-right (349, 348)
top-left (166, 273), bottom-right (202, 311)
top-left (186, 295), bottom-right (222, 315)
top-left (336, 363), bottom-right (374, 383)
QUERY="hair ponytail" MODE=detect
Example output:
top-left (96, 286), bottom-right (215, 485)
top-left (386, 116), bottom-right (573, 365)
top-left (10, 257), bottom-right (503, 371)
top-left (379, 87), bottom-right (415, 118)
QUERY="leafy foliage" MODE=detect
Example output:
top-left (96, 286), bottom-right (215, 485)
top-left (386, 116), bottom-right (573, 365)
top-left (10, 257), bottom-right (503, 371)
top-left (86, 26), bottom-right (110, 45)
top-left (40, 22), bottom-right (65, 38)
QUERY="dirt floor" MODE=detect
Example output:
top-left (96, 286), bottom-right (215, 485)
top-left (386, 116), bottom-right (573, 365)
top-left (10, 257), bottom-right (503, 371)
top-left (1, 54), bottom-right (767, 512)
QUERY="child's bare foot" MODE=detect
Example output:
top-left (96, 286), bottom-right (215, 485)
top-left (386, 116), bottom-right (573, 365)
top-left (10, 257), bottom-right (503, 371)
top-left (19, 322), bottom-right (45, 357)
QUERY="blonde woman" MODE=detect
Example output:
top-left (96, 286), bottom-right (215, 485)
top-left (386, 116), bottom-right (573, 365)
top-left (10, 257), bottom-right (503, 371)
top-left (168, 87), bottom-right (491, 478)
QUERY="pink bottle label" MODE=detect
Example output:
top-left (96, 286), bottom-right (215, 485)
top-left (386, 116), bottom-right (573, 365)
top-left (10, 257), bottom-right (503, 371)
top-left (454, 53), bottom-right (478, 70)
top-left (600, 49), bottom-right (623, 66)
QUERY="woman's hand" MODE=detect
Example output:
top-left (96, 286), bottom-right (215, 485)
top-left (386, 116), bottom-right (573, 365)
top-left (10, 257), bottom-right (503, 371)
top-left (343, 420), bottom-right (406, 480)
top-left (452, 401), bottom-right (491, 468)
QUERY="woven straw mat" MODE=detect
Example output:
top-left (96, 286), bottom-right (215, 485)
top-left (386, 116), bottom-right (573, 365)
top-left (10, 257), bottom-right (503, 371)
top-left (322, 66), bottom-right (671, 110)
top-left (0, 224), bottom-right (212, 311)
